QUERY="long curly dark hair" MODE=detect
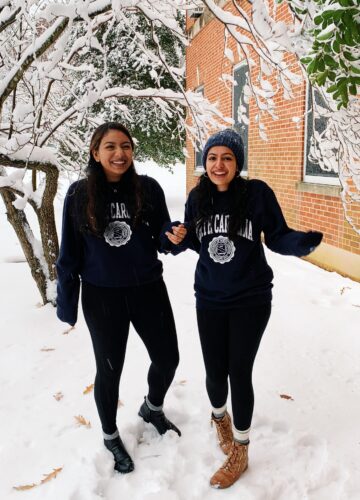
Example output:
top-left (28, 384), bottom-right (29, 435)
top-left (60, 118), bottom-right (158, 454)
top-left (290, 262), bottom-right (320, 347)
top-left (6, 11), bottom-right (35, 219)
top-left (193, 174), bottom-right (249, 241)
top-left (82, 122), bottom-right (144, 235)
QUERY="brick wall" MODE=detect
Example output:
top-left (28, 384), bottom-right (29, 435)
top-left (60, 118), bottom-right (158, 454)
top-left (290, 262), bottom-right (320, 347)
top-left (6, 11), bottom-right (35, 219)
top-left (185, 1), bottom-right (360, 259)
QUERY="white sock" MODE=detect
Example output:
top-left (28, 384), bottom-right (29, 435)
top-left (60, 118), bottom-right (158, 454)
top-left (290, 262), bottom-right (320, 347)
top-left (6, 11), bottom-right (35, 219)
top-left (233, 425), bottom-right (250, 444)
top-left (212, 403), bottom-right (227, 419)
top-left (103, 429), bottom-right (119, 440)
top-left (145, 396), bottom-right (163, 412)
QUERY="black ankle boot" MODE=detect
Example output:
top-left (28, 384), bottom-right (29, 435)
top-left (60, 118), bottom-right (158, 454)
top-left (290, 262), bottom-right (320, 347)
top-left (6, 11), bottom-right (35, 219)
top-left (138, 398), bottom-right (181, 437)
top-left (104, 436), bottom-right (134, 474)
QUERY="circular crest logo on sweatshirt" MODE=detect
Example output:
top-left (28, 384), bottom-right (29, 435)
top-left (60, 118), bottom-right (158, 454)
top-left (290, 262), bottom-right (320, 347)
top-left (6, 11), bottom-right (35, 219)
top-left (104, 221), bottom-right (132, 247)
top-left (208, 235), bottom-right (235, 264)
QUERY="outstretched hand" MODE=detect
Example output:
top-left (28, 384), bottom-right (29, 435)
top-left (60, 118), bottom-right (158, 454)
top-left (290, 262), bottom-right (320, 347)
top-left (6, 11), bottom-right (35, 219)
top-left (301, 231), bottom-right (323, 253)
top-left (165, 223), bottom-right (187, 245)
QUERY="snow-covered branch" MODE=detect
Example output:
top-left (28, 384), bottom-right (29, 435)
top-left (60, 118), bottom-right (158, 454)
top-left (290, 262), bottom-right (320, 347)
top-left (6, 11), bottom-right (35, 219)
top-left (0, 5), bottom-right (20, 33)
top-left (197, 0), bottom-right (360, 234)
top-left (0, 0), bottom-right (225, 303)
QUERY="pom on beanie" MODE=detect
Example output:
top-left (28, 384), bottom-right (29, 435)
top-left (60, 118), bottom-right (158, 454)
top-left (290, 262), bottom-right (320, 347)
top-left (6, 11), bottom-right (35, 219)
top-left (202, 129), bottom-right (245, 172)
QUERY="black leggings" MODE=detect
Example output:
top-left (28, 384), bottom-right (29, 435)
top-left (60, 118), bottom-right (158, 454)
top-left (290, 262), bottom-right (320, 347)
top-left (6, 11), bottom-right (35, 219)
top-left (196, 302), bottom-right (271, 431)
top-left (81, 279), bottom-right (179, 435)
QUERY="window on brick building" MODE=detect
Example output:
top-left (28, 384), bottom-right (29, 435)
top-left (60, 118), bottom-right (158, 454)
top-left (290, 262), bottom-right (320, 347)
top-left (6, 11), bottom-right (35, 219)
top-left (194, 85), bottom-right (205, 172)
top-left (233, 62), bottom-right (249, 174)
top-left (304, 84), bottom-right (339, 185)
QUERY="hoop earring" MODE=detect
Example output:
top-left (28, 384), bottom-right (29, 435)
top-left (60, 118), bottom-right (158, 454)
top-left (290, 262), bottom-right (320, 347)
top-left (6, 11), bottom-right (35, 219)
top-left (236, 170), bottom-right (241, 178)
top-left (203, 171), bottom-right (208, 178)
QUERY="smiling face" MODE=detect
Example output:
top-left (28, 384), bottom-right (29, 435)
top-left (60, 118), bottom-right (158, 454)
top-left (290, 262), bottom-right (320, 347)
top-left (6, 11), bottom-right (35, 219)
top-left (205, 145), bottom-right (237, 191)
top-left (92, 129), bottom-right (134, 182)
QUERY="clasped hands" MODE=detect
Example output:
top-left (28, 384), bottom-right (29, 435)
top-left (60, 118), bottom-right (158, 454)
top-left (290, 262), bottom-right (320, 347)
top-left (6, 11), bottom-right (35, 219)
top-left (165, 223), bottom-right (187, 245)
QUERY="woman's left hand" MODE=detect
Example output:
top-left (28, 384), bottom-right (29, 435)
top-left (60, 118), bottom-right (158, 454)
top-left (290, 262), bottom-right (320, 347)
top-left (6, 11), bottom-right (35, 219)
top-left (165, 223), bottom-right (187, 245)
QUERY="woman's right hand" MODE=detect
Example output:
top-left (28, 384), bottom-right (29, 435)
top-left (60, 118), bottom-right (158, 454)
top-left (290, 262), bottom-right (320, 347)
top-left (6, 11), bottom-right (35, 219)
top-left (165, 223), bottom-right (187, 245)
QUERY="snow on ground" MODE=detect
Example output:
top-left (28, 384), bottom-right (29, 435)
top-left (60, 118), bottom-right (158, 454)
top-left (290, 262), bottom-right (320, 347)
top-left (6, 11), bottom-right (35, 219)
top-left (0, 162), bottom-right (359, 500)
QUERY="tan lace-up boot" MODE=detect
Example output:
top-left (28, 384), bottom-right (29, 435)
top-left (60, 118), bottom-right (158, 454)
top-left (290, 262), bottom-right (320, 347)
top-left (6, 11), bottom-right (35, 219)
top-left (211, 411), bottom-right (233, 455)
top-left (210, 440), bottom-right (249, 489)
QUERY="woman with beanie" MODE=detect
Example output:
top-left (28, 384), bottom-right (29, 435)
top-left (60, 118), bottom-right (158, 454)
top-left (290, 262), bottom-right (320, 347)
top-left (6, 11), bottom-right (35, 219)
top-left (166, 128), bottom-right (323, 489)
top-left (56, 122), bottom-right (184, 474)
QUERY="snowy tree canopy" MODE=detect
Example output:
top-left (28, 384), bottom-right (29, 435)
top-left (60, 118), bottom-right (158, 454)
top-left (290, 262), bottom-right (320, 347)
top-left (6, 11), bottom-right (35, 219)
top-left (0, 0), bottom-right (221, 178)
top-left (0, 0), bottom-right (359, 305)
top-left (0, 0), bottom-right (223, 304)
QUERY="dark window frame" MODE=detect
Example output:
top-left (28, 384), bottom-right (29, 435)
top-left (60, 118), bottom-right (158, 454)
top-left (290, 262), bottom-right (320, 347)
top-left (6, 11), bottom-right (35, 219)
top-left (303, 83), bottom-right (339, 186)
top-left (232, 61), bottom-right (249, 175)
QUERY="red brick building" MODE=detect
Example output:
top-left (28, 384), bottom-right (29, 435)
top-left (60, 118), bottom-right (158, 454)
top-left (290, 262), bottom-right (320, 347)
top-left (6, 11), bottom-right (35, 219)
top-left (185, 2), bottom-right (360, 281)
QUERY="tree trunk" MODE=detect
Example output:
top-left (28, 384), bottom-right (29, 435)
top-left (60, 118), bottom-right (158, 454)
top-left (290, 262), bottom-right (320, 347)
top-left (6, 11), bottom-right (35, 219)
top-left (1, 188), bottom-right (49, 304)
top-left (36, 168), bottom-right (59, 284)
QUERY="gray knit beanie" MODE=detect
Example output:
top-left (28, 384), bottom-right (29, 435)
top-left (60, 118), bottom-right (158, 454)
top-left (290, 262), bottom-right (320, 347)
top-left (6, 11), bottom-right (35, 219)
top-left (202, 129), bottom-right (245, 172)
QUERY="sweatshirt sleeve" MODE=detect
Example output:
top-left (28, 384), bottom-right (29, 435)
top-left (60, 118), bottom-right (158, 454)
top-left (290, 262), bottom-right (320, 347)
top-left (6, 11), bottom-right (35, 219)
top-left (56, 184), bottom-right (82, 326)
top-left (183, 194), bottom-right (201, 253)
top-left (160, 189), bottom-right (201, 255)
top-left (146, 178), bottom-right (173, 254)
top-left (263, 185), bottom-right (323, 257)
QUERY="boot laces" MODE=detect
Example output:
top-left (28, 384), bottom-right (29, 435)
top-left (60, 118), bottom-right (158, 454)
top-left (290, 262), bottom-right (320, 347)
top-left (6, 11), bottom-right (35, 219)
top-left (213, 414), bottom-right (232, 445)
top-left (222, 443), bottom-right (246, 472)
top-left (218, 417), bottom-right (230, 440)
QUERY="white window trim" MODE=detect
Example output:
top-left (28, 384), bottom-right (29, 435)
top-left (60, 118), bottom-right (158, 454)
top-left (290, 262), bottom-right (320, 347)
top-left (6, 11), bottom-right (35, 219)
top-left (194, 85), bottom-right (205, 172)
top-left (232, 61), bottom-right (248, 175)
top-left (303, 82), bottom-right (339, 186)
top-left (303, 174), bottom-right (339, 186)
top-left (189, 7), bottom-right (204, 19)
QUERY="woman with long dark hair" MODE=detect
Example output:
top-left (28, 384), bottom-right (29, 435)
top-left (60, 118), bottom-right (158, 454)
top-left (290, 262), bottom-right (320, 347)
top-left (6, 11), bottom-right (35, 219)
top-left (166, 128), bottom-right (323, 489)
top-left (56, 122), bottom-right (184, 474)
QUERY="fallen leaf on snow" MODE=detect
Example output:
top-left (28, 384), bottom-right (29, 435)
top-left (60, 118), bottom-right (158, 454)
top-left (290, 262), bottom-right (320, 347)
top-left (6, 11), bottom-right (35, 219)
top-left (280, 394), bottom-right (294, 401)
top-left (74, 415), bottom-right (91, 428)
top-left (13, 483), bottom-right (37, 491)
top-left (41, 347), bottom-right (55, 352)
top-left (53, 392), bottom-right (63, 401)
top-left (13, 467), bottom-right (63, 490)
top-left (174, 379), bottom-right (187, 386)
top-left (83, 384), bottom-right (94, 395)
top-left (40, 467), bottom-right (63, 484)
top-left (63, 326), bottom-right (75, 335)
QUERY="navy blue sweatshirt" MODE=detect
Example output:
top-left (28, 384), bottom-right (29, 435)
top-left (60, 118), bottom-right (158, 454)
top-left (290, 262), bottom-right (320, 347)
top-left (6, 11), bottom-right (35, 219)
top-left (56, 175), bottom-right (172, 325)
top-left (170, 179), bottom-right (322, 309)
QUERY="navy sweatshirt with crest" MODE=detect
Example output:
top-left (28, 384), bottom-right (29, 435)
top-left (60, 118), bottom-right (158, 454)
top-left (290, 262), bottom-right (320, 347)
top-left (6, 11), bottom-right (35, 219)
top-left (56, 175), bottom-right (172, 326)
top-left (172, 179), bottom-right (323, 310)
